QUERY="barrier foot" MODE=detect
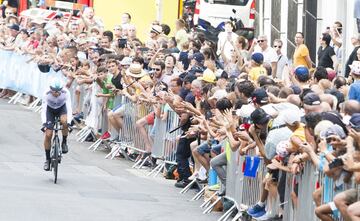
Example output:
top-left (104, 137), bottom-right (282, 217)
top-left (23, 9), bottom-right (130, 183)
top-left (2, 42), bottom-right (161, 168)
top-left (132, 157), bottom-right (143, 169)
top-left (78, 126), bottom-right (91, 138)
top-left (76, 126), bottom-right (88, 137)
top-left (105, 144), bottom-right (120, 159)
top-left (92, 139), bottom-right (104, 151)
top-left (147, 162), bottom-right (162, 176)
top-left (27, 98), bottom-right (41, 110)
top-left (137, 156), bottom-right (150, 169)
top-left (34, 105), bottom-right (42, 113)
top-left (203, 197), bottom-right (222, 214)
top-left (77, 129), bottom-right (91, 142)
top-left (180, 179), bottom-right (197, 194)
top-left (88, 139), bottom-right (102, 150)
top-left (111, 145), bottom-right (124, 160)
top-left (191, 186), bottom-right (206, 201)
top-left (231, 212), bottom-right (242, 221)
top-left (8, 92), bottom-right (22, 104)
top-left (200, 191), bottom-right (218, 208)
top-left (153, 163), bottom-right (165, 177)
top-left (13, 93), bottom-right (23, 104)
top-left (218, 204), bottom-right (236, 221)
top-left (76, 126), bottom-right (86, 137)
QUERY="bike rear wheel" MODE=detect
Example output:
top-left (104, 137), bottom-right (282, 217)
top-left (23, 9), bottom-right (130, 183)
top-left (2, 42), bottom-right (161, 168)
top-left (52, 136), bottom-right (60, 184)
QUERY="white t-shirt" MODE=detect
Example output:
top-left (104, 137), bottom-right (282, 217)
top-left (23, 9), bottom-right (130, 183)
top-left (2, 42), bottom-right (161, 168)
top-left (217, 31), bottom-right (238, 60)
top-left (276, 53), bottom-right (289, 79)
top-left (254, 46), bottom-right (278, 65)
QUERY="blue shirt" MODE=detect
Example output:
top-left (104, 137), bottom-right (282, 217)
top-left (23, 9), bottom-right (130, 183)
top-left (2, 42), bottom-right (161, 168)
top-left (349, 80), bottom-right (360, 102)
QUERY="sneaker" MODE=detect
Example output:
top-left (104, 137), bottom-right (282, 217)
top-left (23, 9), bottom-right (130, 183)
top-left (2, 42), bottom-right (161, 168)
top-left (248, 204), bottom-right (266, 218)
top-left (61, 142), bottom-right (68, 154)
top-left (196, 177), bottom-right (208, 184)
top-left (208, 183), bottom-right (220, 191)
top-left (255, 213), bottom-right (276, 220)
top-left (43, 160), bottom-right (50, 171)
top-left (188, 172), bottom-right (198, 181)
top-left (174, 179), bottom-right (191, 188)
top-left (100, 131), bottom-right (111, 140)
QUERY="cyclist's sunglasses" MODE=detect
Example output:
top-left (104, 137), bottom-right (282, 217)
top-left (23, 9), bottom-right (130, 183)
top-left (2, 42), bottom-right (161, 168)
top-left (50, 87), bottom-right (63, 92)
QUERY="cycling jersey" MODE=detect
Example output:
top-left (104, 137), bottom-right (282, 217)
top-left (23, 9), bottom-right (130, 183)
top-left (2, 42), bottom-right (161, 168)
top-left (41, 88), bottom-right (73, 127)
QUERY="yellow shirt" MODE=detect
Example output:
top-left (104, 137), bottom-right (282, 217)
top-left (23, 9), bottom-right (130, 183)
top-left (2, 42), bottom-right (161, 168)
top-left (292, 124), bottom-right (306, 142)
top-left (249, 66), bottom-right (267, 82)
top-left (293, 44), bottom-right (310, 68)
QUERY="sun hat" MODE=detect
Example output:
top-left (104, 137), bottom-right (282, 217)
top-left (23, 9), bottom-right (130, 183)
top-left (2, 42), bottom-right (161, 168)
top-left (197, 68), bottom-right (216, 83)
top-left (125, 63), bottom-right (147, 78)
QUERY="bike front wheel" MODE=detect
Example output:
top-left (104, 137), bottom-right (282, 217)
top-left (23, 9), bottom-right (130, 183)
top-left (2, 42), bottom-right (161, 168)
top-left (52, 137), bottom-right (60, 184)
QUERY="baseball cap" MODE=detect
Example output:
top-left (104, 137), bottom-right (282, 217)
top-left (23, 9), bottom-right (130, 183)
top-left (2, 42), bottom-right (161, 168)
top-left (320, 124), bottom-right (346, 139)
top-left (209, 89), bottom-right (227, 100)
top-left (250, 108), bottom-right (271, 125)
top-left (349, 113), bottom-right (360, 129)
top-left (281, 109), bottom-right (301, 125)
top-left (290, 85), bottom-right (302, 95)
top-left (7, 24), bottom-right (19, 31)
top-left (198, 68), bottom-right (216, 83)
top-left (183, 74), bottom-right (197, 84)
top-left (151, 25), bottom-right (162, 35)
top-left (251, 88), bottom-right (269, 104)
top-left (303, 93), bottom-right (321, 106)
top-left (251, 52), bottom-right (264, 64)
top-left (349, 61), bottom-right (360, 76)
top-left (192, 52), bottom-right (205, 64)
top-left (327, 68), bottom-right (337, 81)
top-left (120, 57), bottom-right (132, 66)
top-left (295, 65), bottom-right (309, 77)
top-left (314, 120), bottom-right (334, 138)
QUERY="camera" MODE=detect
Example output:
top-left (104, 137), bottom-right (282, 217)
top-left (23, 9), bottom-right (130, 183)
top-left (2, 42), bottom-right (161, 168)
top-left (118, 38), bottom-right (127, 49)
top-left (328, 158), bottom-right (344, 169)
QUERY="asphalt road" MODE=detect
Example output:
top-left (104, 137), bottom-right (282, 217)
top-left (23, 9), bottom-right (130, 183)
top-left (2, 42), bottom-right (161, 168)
top-left (0, 99), bottom-right (221, 221)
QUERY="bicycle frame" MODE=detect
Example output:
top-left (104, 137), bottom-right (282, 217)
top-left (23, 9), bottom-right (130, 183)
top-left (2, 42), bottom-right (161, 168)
top-left (51, 116), bottom-right (62, 183)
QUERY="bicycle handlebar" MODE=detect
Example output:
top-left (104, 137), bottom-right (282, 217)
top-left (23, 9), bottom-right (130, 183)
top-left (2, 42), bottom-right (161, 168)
top-left (40, 124), bottom-right (73, 133)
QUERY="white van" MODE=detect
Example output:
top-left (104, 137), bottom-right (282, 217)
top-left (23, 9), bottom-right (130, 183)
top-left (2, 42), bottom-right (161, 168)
top-left (197, 0), bottom-right (255, 29)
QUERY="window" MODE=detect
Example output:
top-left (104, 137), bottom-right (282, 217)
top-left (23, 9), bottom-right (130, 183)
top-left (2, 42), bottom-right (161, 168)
top-left (204, 0), bottom-right (249, 6)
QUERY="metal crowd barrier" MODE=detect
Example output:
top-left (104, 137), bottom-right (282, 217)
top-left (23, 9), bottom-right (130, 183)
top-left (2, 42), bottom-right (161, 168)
top-left (0, 50), bottom-right (65, 98)
top-left (148, 110), bottom-right (181, 176)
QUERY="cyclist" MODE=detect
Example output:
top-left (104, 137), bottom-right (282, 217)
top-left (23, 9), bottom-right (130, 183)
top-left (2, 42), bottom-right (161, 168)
top-left (41, 78), bottom-right (72, 171)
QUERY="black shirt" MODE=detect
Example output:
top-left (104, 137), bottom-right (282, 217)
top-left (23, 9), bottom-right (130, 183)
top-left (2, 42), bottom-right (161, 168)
top-left (317, 46), bottom-right (336, 69)
top-left (345, 46), bottom-right (360, 78)
top-left (111, 73), bottom-right (123, 90)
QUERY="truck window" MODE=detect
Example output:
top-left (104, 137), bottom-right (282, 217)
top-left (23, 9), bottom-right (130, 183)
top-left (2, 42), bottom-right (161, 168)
top-left (204, 0), bottom-right (249, 6)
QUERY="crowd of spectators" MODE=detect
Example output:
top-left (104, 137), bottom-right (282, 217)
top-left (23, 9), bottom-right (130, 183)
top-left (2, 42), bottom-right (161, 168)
top-left (0, 3), bottom-right (360, 220)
